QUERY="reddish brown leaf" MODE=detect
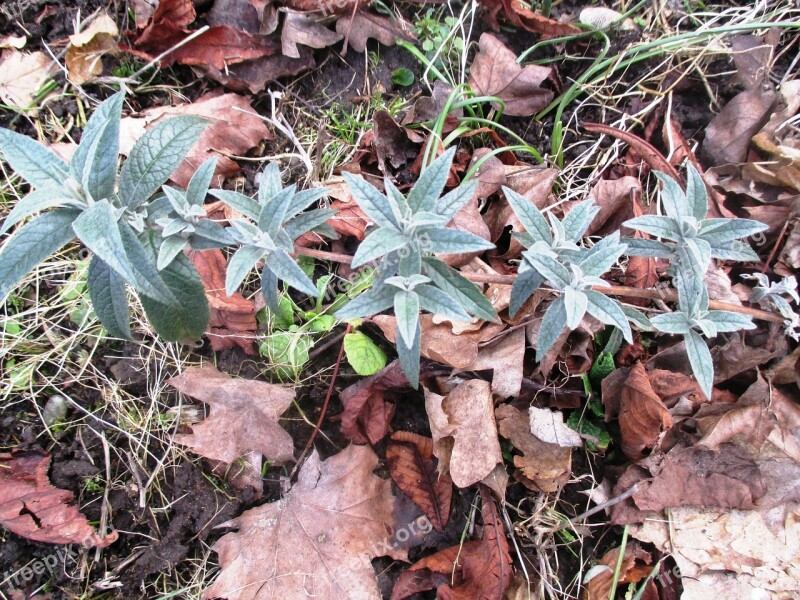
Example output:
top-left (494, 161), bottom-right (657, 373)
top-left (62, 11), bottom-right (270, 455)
top-left (339, 360), bottom-right (408, 444)
top-left (617, 362), bottom-right (673, 460)
top-left (0, 452), bottom-right (118, 547)
top-left (624, 194), bottom-right (659, 299)
top-left (702, 89), bottom-right (776, 166)
top-left (203, 47), bottom-right (314, 93)
top-left (392, 485), bottom-right (513, 600)
top-left (281, 9), bottom-right (342, 58)
top-left (387, 431), bottom-right (453, 530)
top-left (478, 0), bottom-right (580, 37)
top-left (584, 542), bottom-right (656, 600)
top-left (187, 248), bottom-right (257, 354)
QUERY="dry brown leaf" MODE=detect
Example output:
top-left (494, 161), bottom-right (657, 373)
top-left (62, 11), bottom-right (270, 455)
top-left (65, 13), bottom-right (119, 85)
top-left (281, 9), bottom-right (342, 58)
top-left (424, 379), bottom-right (503, 488)
top-left (0, 50), bottom-right (54, 112)
top-left (582, 542), bottom-right (655, 600)
top-left (392, 485), bottom-right (513, 600)
top-left (463, 328), bottom-right (526, 398)
top-left (187, 248), bottom-right (258, 354)
top-left (169, 365), bottom-right (295, 471)
top-left (205, 445), bottom-right (407, 600)
top-left (528, 406), bottom-right (583, 447)
top-left (335, 11), bottom-right (415, 54)
top-left (0, 451), bottom-right (118, 547)
top-left (387, 431), bottom-right (453, 530)
top-left (496, 405), bottom-right (571, 493)
top-left (617, 362), bottom-right (673, 460)
top-left (586, 176), bottom-right (639, 236)
top-left (711, 331), bottom-right (788, 384)
top-left (119, 92), bottom-right (272, 188)
top-left (373, 110), bottom-right (419, 172)
top-left (478, 0), bottom-right (580, 37)
top-left (468, 33), bottom-right (553, 117)
top-left (129, 0), bottom-right (158, 28)
top-left (339, 360), bottom-right (407, 445)
top-left (702, 89), bottom-right (776, 166)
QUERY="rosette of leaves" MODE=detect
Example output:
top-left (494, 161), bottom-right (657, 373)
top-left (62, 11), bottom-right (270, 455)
top-left (208, 163), bottom-right (335, 311)
top-left (0, 91), bottom-right (212, 341)
top-left (741, 273), bottom-right (799, 340)
top-left (334, 147), bottom-right (497, 387)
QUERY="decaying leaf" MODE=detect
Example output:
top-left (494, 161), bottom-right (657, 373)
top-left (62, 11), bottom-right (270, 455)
top-left (205, 445), bottom-right (407, 600)
top-left (188, 248), bottom-right (258, 354)
top-left (529, 406), bottom-right (583, 448)
top-left (583, 542), bottom-right (655, 600)
top-left (702, 89), bottom-right (776, 166)
top-left (425, 379), bottom-right (504, 488)
top-left (0, 451), bottom-right (118, 547)
top-left (169, 365), bottom-right (295, 478)
top-left (391, 485), bottom-right (513, 599)
top-left (496, 405), bottom-right (571, 493)
top-left (339, 360), bottom-right (408, 445)
top-left (281, 10), bottom-right (342, 59)
top-left (65, 13), bottom-right (119, 85)
top-left (387, 431), bottom-right (453, 530)
top-left (468, 33), bottom-right (553, 117)
top-left (461, 327), bottom-right (526, 398)
top-left (335, 12), bottom-right (415, 54)
top-left (478, 0), bottom-right (580, 37)
top-left (616, 362), bottom-right (673, 460)
top-left (0, 50), bottom-right (54, 112)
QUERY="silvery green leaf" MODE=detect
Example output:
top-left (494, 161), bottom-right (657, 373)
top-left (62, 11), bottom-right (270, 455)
top-left (87, 256), bottom-right (131, 339)
top-left (352, 228), bottom-right (409, 267)
top-left (208, 189), bottom-right (260, 220)
top-left (685, 163), bottom-right (708, 220)
top-left (0, 209), bottom-right (80, 304)
top-left (157, 236), bottom-right (189, 269)
top-left (161, 218), bottom-right (188, 238)
top-left (398, 240), bottom-right (421, 277)
top-left (0, 187), bottom-right (75, 235)
top-left (563, 286), bottom-right (588, 329)
top-left (273, 228), bottom-right (293, 252)
top-left (536, 296), bottom-right (566, 361)
top-left (562, 199), bottom-right (600, 241)
top-left (284, 209), bottom-right (336, 240)
top-left (385, 179), bottom-right (410, 219)
top-left (335, 284), bottom-right (395, 319)
top-left (578, 233), bottom-right (627, 277)
top-left (623, 237), bottom-right (673, 258)
top-left (162, 185), bottom-right (190, 215)
top-left (654, 170), bottom-right (688, 219)
top-left (343, 172), bottom-right (401, 230)
top-left (192, 219), bottom-right (235, 246)
top-left (523, 252), bottom-right (570, 288)
top-left (422, 257), bottom-right (497, 322)
top-left (585, 290), bottom-right (633, 342)
top-left (684, 329), bottom-right (713, 399)
top-left (261, 265), bottom-right (280, 313)
top-left (695, 318), bottom-right (717, 338)
top-left (623, 215), bottom-right (682, 240)
top-left (682, 237), bottom-right (712, 276)
top-left (674, 261), bottom-right (705, 317)
top-left (285, 187), bottom-right (328, 220)
top-left (437, 180), bottom-right (477, 221)
top-left (394, 289), bottom-right (420, 348)
top-left (697, 218), bottom-right (768, 245)
top-left (71, 92), bottom-right (123, 202)
top-left (226, 245), bottom-right (267, 296)
top-left (411, 211), bottom-right (449, 228)
top-left (502, 186), bottom-right (551, 244)
top-left (0, 128), bottom-right (68, 189)
top-left (416, 284), bottom-right (471, 322)
top-left (710, 240), bottom-right (760, 261)
top-left (650, 311), bottom-right (692, 334)
top-left (258, 162), bottom-right (282, 205)
top-left (397, 320), bottom-right (421, 388)
top-left (118, 220), bottom-right (178, 304)
top-left (704, 310), bottom-right (756, 332)
top-left (266, 249), bottom-right (318, 297)
top-left (509, 267), bottom-right (543, 318)
top-left (407, 146), bottom-right (455, 213)
top-left (186, 157), bottom-right (217, 206)
top-left (512, 231), bottom-right (536, 249)
top-left (118, 116), bottom-right (208, 208)
top-left (622, 305), bottom-right (654, 331)
top-left (259, 185), bottom-right (294, 236)
top-left (421, 227), bottom-right (494, 254)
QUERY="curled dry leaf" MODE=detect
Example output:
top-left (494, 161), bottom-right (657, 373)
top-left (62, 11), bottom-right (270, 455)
top-left (478, 0), bottom-right (580, 37)
top-left (169, 365), bottom-right (295, 474)
top-left (205, 445), bottom-right (407, 600)
top-left (583, 542), bottom-right (655, 600)
top-left (187, 248), bottom-right (258, 354)
top-left (616, 362), bottom-right (673, 460)
top-left (339, 360), bottom-right (407, 445)
top-left (424, 379), bottom-right (504, 488)
top-left (468, 33), bottom-right (554, 117)
top-left (119, 91), bottom-right (272, 188)
top-left (463, 327), bottom-right (526, 398)
top-left (0, 452), bottom-right (118, 547)
top-left (496, 404), bottom-right (571, 493)
top-left (391, 485), bottom-right (513, 600)
top-left (386, 431), bottom-right (453, 530)
top-left (528, 406), bottom-right (583, 448)
top-left (65, 13), bottom-right (119, 85)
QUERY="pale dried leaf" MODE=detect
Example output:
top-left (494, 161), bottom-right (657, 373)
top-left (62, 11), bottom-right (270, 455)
top-left (528, 407), bottom-right (583, 448)
top-left (281, 10), bottom-right (342, 58)
top-left (0, 50), bottom-right (54, 112)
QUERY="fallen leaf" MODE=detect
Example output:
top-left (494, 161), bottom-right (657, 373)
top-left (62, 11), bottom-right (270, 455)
top-left (583, 542), bottom-right (655, 600)
top-left (711, 331), bottom-right (788, 383)
top-left (130, 0), bottom-right (158, 29)
top-left (281, 9), bottom-right (342, 59)
top-left (392, 485), bottom-right (513, 599)
top-left (478, 0), bottom-right (580, 37)
top-left (0, 451), bottom-right (118, 547)
top-left (168, 365), bottom-right (295, 477)
top-left (335, 12), bottom-right (415, 54)
top-left (528, 406), bottom-right (583, 448)
top-left (339, 360), bottom-right (407, 445)
top-left (65, 13), bottom-right (119, 85)
top-left (468, 33), bottom-right (553, 117)
top-left (205, 445), bottom-right (407, 600)
top-left (119, 91), bottom-right (272, 188)
top-left (188, 248), bottom-right (258, 354)
top-left (702, 89), bottom-right (776, 166)
top-left (373, 110), bottom-right (418, 172)
top-left (0, 34), bottom-right (27, 49)
top-left (496, 405), bottom-right (571, 493)
top-left (0, 50), bottom-right (54, 112)
top-left (425, 379), bottom-right (504, 488)
top-left (617, 362), bottom-right (673, 459)
top-left (586, 176), bottom-right (639, 236)
top-left (386, 431), bottom-right (452, 530)
top-left (462, 327), bottom-right (526, 398)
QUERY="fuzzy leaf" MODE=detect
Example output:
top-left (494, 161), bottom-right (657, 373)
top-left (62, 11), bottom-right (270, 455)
top-left (422, 258), bottom-right (496, 322)
top-left (703, 310), bottom-right (756, 332)
top-left (562, 199), bottom-right (600, 241)
top-left (536, 296), bottom-right (566, 361)
top-left (650, 311), bottom-right (692, 334)
top-left (208, 189), bottom-right (260, 220)
top-left (259, 186), bottom-right (294, 237)
top-left (335, 285), bottom-right (395, 319)
top-left (284, 209), bottom-right (336, 241)
top-left (523, 252), bottom-right (570, 288)
top-left (397, 320), bottom-right (421, 389)
top-left (0, 128), bottom-right (68, 189)
top-left (0, 187), bottom-right (74, 235)
top-left (509, 267), bottom-right (543, 318)
top-left (71, 92), bottom-right (123, 202)
top-left (684, 164), bottom-right (708, 220)
top-left (697, 218), bottom-right (768, 245)
top-left (286, 188), bottom-right (329, 220)
top-left (415, 284), bottom-right (471, 322)
top-left (502, 186), bottom-right (551, 244)
top-left (407, 147), bottom-right (455, 213)
top-left (437, 180), bottom-right (477, 221)
top-left (157, 236), bottom-right (189, 270)
top-left (655, 170), bottom-right (688, 219)
top-left (343, 172), bottom-right (401, 230)
top-left (192, 219), bottom-right (235, 246)
top-left (225, 245), bottom-right (267, 296)
top-left (623, 237), bottom-right (673, 258)
top-left (422, 227), bottom-right (494, 254)
top-left (563, 286), bottom-right (588, 329)
top-left (186, 157), bottom-right (217, 206)
top-left (394, 290), bottom-right (420, 349)
top-left (623, 215), bottom-right (682, 241)
top-left (261, 264), bottom-right (280, 313)
top-left (710, 240), bottom-right (760, 261)
top-left (352, 228), bottom-right (409, 267)
top-left (684, 329), bottom-right (713, 400)
top-left (578, 233), bottom-right (626, 277)
top-left (266, 250), bottom-right (318, 297)
top-left (585, 290), bottom-right (632, 343)
top-left (87, 256), bottom-right (131, 339)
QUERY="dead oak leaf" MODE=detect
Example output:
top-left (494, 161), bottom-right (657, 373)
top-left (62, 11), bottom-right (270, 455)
top-left (387, 431), bottom-right (453, 530)
top-left (335, 12), bottom-right (416, 54)
top-left (0, 451), bottom-right (118, 547)
top-left (617, 362), bottom-right (673, 460)
top-left (281, 10), bottom-right (342, 59)
top-left (205, 445), bottom-right (406, 600)
top-left (168, 365), bottom-right (295, 468)
top-left (468, 33), bottom-right (553, 117)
